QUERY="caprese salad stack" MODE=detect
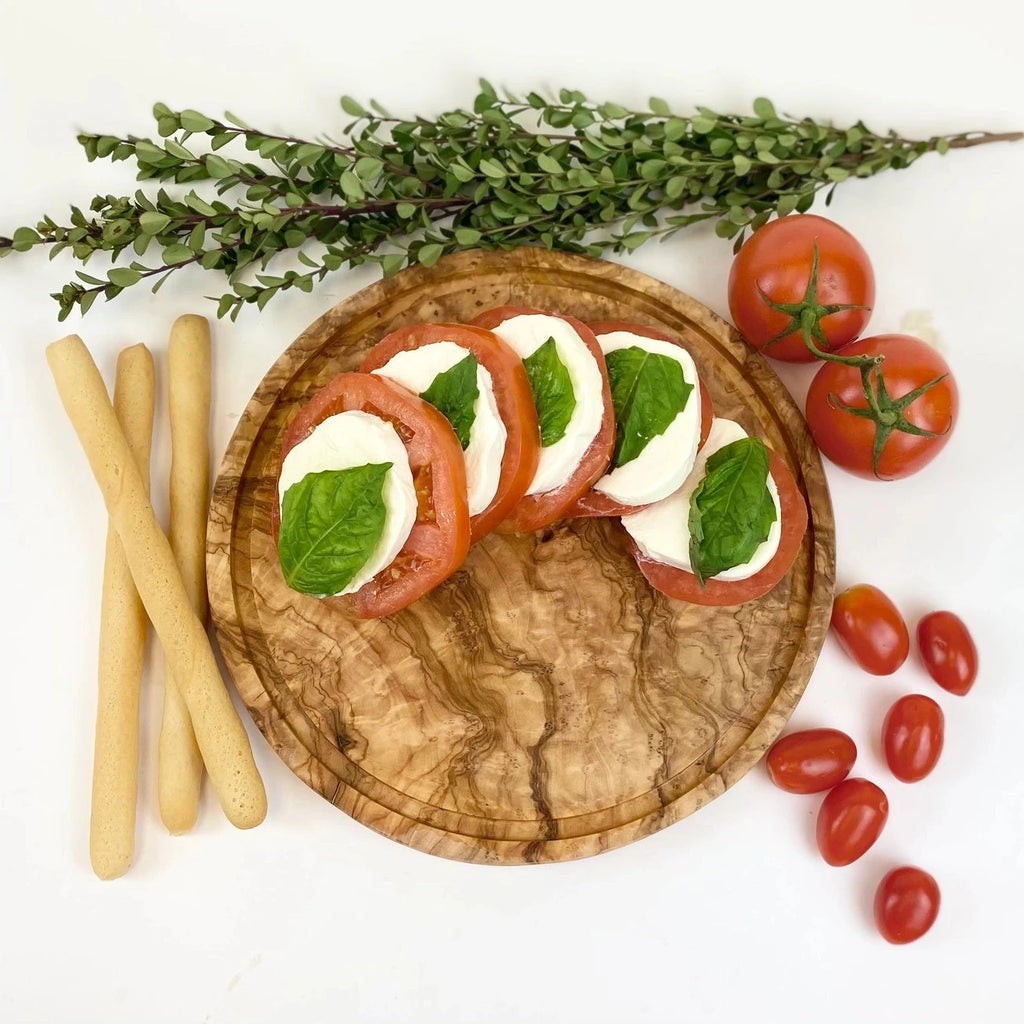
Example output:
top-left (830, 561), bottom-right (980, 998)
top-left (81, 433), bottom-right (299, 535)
top-left (275, 306), bottom-right (806, 618)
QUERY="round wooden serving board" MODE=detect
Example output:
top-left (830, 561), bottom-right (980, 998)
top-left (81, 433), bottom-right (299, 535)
top-left (207, 248), bottom-right (835, 864)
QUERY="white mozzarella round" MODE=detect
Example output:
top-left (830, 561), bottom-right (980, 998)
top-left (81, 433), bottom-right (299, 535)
top-left (621, 418), bottom-right (782, 582)
top-left (487, 313), bottom-right (605, 496)
top-left (592, 330), bottom-right (703, 506)
top-left (371, 340), bottom-right (507, 516)
top-left (278, 410), bottom-right (417, 596)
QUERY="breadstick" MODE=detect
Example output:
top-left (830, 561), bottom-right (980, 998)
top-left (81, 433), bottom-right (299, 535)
top-left (47, 334), bottom-right (267, 830)
top-left (159, 315), bottom-right (210, 834)
top-left (90, 344), bottom-right (154, 879)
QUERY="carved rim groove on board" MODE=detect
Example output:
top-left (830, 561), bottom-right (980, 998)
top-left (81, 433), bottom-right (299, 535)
top-left (208, 248), bottom-right (836, 864)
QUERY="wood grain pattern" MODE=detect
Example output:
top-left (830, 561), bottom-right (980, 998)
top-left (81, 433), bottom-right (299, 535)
top-left (206, 248), bottom-right (835, 863)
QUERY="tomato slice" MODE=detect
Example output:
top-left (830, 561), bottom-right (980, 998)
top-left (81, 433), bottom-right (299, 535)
top-left (568, 320), bottom-right (714, 518)
top-left (626, 447), bottom-right (807, 606)
top-left (470, 305), bottom-right (614, 531)
top-left (277, 372), bottom-right (470, 618)
top-left (359, 322), bottom-right (540, 543)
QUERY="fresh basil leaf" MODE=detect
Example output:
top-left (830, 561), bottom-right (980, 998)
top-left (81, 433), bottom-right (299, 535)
top-left (419, 352), bottom-right (479, 450)
top-left (278, 462), bottom-right (392, 596)
top-left (605, 346), bottom-right (693, 468)
top-left (523, 336), bottom-right (576, 447)
top-left (688, 438), bottom-right (776, 585)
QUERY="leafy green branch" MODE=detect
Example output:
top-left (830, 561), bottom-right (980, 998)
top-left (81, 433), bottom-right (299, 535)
top-left (1, 82), bottom-right (1018, 320)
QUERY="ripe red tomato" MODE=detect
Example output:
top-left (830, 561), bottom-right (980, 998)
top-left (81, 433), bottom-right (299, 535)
top-left (830, 584), bottom-right (909, 675)
top-left (874, 867), bottom-right (941, 944)
top-left (766, 728), bottom-right (857, 794)
top-left (627, 446), bottom-right (807, 606)
top-left (917, 611), bottom-right (978, 696)
top-left (277, 372), bottom-right (470, 618)
top-left (816, 777), bottom-right (888, 866)
top-left (805, 334), bottom-right (959, 480)
top-left (360, 322), bottom-right (540, 542)
top-left (882, 695), bottom-right (945, 783)
top-left (471, 306), bottom-right (615, 531)
top-left (728, 214), bottom-right (875, 363)
top-left (568, 320), bottom-right (714, 518)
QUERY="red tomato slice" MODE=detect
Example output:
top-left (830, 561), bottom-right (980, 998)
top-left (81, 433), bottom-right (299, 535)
top-left (568, 320), bottom-right (714, 518)
top-left (626, 447), bottom-right (807, 606)
top-left (359, 322), bottom-right (540, 543)
top-left (470, 305), bottom-right (614, 531)
top-left (277, 371), bottom-right (470, 618)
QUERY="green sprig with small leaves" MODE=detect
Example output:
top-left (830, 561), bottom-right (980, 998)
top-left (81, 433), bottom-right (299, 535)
top-left (1, 82), bottom-right (1019, 321)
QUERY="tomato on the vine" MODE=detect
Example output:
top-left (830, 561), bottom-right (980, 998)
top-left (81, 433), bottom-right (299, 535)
top-left (874, 867), bottom-right (941, 944)
top-left (831, 584), bottom-right (909, 675)
top-left (728, 214), bottom-right (875, 363)
top-left (805, 334), bottom-right (958, 480)
top-left (766, 729), bottom-right (857, 794)
top-left (918, 611), bottom-right (978, 695)
top-left (882, 694), bottom-right (945, 783)
top-left (816, 777), bottom-right (888, 866)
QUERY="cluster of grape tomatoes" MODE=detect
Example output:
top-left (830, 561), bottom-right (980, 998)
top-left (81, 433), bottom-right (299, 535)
top-left (766, 587), bottom-right (978, 944)
top-left (727, 215), bottom-right (960, 480)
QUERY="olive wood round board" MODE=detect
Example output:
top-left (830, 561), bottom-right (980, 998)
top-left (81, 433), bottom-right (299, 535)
top-left (207, 247), bottom-right (836, 865)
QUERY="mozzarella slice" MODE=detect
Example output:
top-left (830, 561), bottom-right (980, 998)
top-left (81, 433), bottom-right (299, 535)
top-left (621, 418), bottom-right (782, 582)
top-left (487, 313), bottom-right (605, 496)
top-left (278, 410), bottom-right (417, 596)
top-left (592, 330), bottom-right (703, 505)
top-left (371, 340), bottom-right (507, 516)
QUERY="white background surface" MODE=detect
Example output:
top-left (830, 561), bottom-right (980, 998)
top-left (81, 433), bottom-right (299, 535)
top-left (2, 2), bottom-right (1022, 1021)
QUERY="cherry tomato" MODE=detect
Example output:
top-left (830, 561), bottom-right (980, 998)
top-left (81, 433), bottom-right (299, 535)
top-left (816, 777), bottom-right (888, 866)
top-left (874, 867), bottom-right (941, 944)
top-left (568, 320), bottom-right (714, 518)
top-left (360, 322), bottom-right (541, 543)
top-left (805, 334), bottom-right (959, 480)
top-left (627, 445), bottom-right (807, 606)
top-left (882, 694), bottom-right (945, 782)
top-left (728, 214), bottom-right (875, 363)
top-left (766, 728), bottom-right (857, 794)
top-left (917, 611), bottom-right (978, 696)
top-left (830, 584), bottom-right (909, 675)
top-left (471, 306), bottom-right (615, 531)
top-left (278, 372), bottom-right (470, 619)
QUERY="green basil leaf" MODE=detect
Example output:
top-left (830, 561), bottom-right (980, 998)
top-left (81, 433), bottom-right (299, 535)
top-left (418, 352), bottom-right (479, 450)
top-left (522, 336), bottom-right (576, 447)
top-left (278, 463), bottom-right (391, 596)
top-left (688, 438), bottom-right (776, 585)
top-left (605, 346), bottom-right (693, 468)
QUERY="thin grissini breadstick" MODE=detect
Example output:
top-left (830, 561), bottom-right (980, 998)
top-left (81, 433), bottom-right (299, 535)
top-left (159, 315), bottom-right (210, 834)
top-left (47, 335), bottom-right (267, 830)
top-left (90, 344), bottom-right (154, 880)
